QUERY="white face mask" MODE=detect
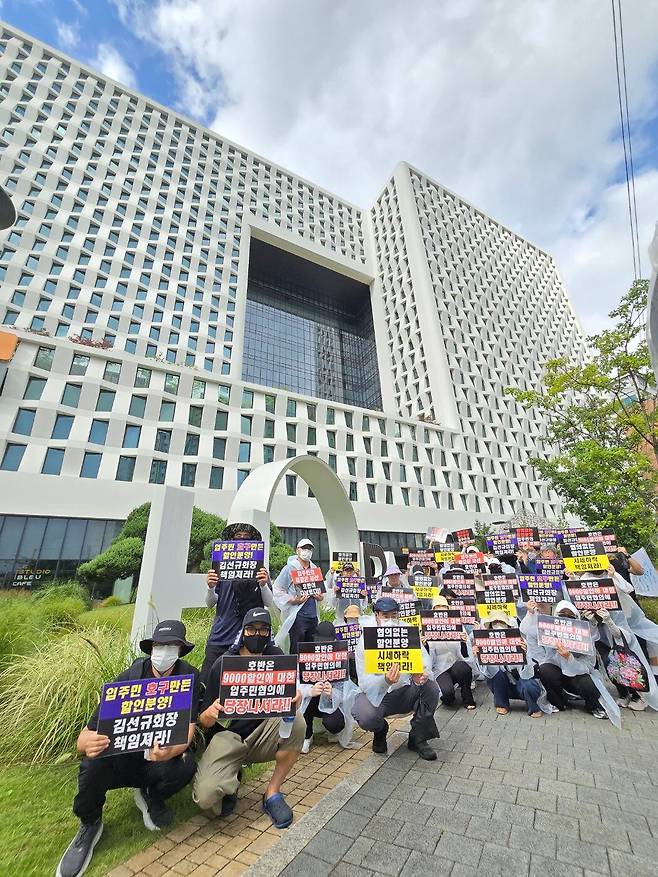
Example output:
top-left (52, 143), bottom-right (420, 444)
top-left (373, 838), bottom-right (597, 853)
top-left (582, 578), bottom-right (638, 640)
top-left (299, 548), bottom-right (312, 562)
top-left (380, 617), bottom-right (399, 627)
top-left (151, 644), bottom-right (180, 673)
top-left (491, 623), bottom-right (507, 630)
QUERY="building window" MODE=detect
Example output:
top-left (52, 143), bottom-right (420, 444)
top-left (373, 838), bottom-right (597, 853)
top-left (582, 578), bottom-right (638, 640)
top-left (263, 445), bottom-right (274, 463)
top-left (12, 408), bottom-right (36, 436)
top-left (129, 395), bottom-right (147, 418)
top-left (217, 384), bottom-right (230, 405)
top-left (0, 443), bottom-right (26, 471)
top-left (241, 389), bottom-right (254, 408)
top-left (367, 484), bottom-right (376, 503)
top-left (346, 434), bottom-right (354, 452)
top-left (88, 420), bottom-right (109, 445)
top-left (285, 474), bottom-right (296, 496)
top-left (135, 366), bottom-right (152, 388)
top-left (149, 459), bottom-right (167, 484)
top-left (123, 425), bottom-right (141, 448)
top-left (385, 486), bottom-right (393, 505)
top-left (286, 424), bottom-right (296, 443)
top-left (237, 469), bottom-right (249, 489)
top-left (181, 463), bottom-right (196, 487)
top-left (327, 431), bottom-right (336, 449)
top-left (286, 399), bottom-right (296, 417)
top-left (23, 377), bottom-right (46, 400)
top-left (159, 400), bottom-right (175, 421)
top-left (95, 389), bottom-right (115, 412)
top-left (215, 410), bottom-right (228, 430)
top-left (184, 433), bottom-right (200, 455)
top-left (103, 361), bottom-right (122, 384)
top-left (362, 415), bottom-right (370, 431)
top-left (241, 415), bottom-right (252, 436)
top-left (265, 394), bottom-right (275, 414)
top-left (52, 414), bottom-right (74, 440)
top-left (307, 427), bottom-right (316, 445)
top-left (349, 482), bottom-right (358, 501)
top-left (116, 456), bottom-right (136, 482)
top-left (326, 408), bottom-right (335, 425)
top-left (155, 429), bottom-right (172, 453)
top-left (366, 459), bottom-right (373, 478)
top-left (328, 454), bottom-right (337, 472)
top-left (347, 458), bottom-right (356, 476)
top-left (164, 373), bottom-right (180, 395)
top-left (213, 437), bottom-right (226, 460)
top-left (188, 405), bottom-right (203, 428)
top-left (34, 346), bottom-right (54, 370)
top-left (191, 378), bottom-right (206, 400)
top-left (209, 466), bottom-right (224, 489)
top-left (61, 383), bottom-right (81, 407)
top-left (401, 487), bottom-right (410, 506)
top-left (238, 441), bottom-right (251, 463)
top-left (80, 452), bottom-right (102, 478)
top-left (264, 419), bottom-right (274, 439)
top-left (69, 353), bottom-right (90, 375)
top-left (42, 447), bottom-right (65, 476)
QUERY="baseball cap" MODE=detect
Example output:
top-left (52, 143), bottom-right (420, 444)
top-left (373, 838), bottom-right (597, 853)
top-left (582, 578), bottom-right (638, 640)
top-left (374, 596), bottom-right (399, 613)
top-left (296, 538), bottom-right (314, 549)
top-left (242, 607), bottom-right (272, 628)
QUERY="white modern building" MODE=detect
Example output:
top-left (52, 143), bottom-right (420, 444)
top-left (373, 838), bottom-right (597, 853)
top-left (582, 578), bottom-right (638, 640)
top-left (0, 23), bottom-right (588, 584)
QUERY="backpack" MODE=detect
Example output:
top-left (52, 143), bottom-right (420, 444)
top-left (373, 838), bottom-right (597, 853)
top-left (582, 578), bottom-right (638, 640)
top-left (606, 633), bottom-right (650, 692)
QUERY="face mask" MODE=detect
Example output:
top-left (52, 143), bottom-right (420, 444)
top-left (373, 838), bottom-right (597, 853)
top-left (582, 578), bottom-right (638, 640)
top-left (151, 644), bottom-right (180, 673)
top-left (243, 633), bottom-right (269, 654)
top-left (299, 549), bottom-right (313, 562)
top-left (527, 551), bottom-right (537, 560)
top-left (380, 617), bottom-right (399, 627)
top-left (491, 623), bottom-right (507, 630)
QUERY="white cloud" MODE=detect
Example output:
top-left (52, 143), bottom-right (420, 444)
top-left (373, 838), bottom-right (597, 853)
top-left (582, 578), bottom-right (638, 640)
top-left (56, 19), bottom-right (80, 51)
top-left (113, 0), bottom-right (658, 331)
top-left (90, 43), bottom-right (137, 90)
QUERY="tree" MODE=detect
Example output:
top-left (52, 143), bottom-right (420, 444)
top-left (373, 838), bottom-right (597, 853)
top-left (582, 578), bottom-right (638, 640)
top-left (507, 280), bottom-right (658, 555)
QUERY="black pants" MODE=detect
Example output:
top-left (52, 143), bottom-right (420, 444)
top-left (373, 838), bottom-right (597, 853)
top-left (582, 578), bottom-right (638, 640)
top-left (538, 663), bottom-right (600, 712)
top-left (289, 615), bottom-right (318, 655)
top-left (73, 749), bottom-right (197, 824)
top-left (352, 679), bottom-right (440, 741)
top-left (303, 696), bottom-right (346, 739)
top-left (436, 660), bottom-right (475, 707)
top-left (200, 642), bottom-right (229, 686)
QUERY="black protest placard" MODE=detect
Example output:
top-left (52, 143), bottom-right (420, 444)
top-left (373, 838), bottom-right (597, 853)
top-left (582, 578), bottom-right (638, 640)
top-left (537, 614), bottom-right (594, 654)
top-left (336, 576), bottom-right (367, 601)
top-left (219, 655), bottom-right (298, 717)
top-left (518, 575), bottom-right (564, 604)
top-left (409, 575), bottom-right (441, 601)
top-left (472, 629), bottom-right (525, 665)
top-left (560, 541), bottom-right (609, 574)
top-left (331, 551), bottom-right (359, 572)
top-left (212, 540), bottom-right (265, 580)
top-left (97, 674), bottom-right (194, 756)
top-left (397, 598), bottom-right (422, 628)
top-left (512, 527), bottom-right (540, 545)
top-left (442, 571), bottom-right (476, 598)
top-left (408, 549), bottom-right (436, 565)
top-left (565, 578), bottom-right (621, 612)
top-left (450, 528), bottom-right (475, 547)
top-left (560, 529), bottom-right (617, 549)
top-left (334, 622), bottom-right (363, 652)
top-left (486, 532), bottom-right (518, 554)
top-left (420, 609), bottom-right (464, 641)
top-left (450, 596), bottom-right (478, 625)
top-left (537, 559), bottom-right (565, 577)
top-left (380, 585), bottom-right (416, 603)
top-left (298, 641), bottom-right (349, 684)
top-left (363, 625), bottom-right (423, 674)
top-left (482, 573), bottom-right (519, 596)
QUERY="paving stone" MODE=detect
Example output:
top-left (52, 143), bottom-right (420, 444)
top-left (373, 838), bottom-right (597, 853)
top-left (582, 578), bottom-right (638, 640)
top-left (529, 854), bottom-right (584, 877)
top-left (361, 815), bottom-right (405, 840)
top-left (426, 804), bottom-right (470, 835)
top-left (453, 793), bottom-right (494, 818)
top-left (480, 841), bottom-right (530, 876)
top-left (465, 815), bottom-right (512, 845)
top-left (329, 865), bottom-right (375, 877)
top-left (534, 810), bottom-right (580, 839)
top-left (556, 837), bottom-right (610, 875)
top-left (342, 836), bottom-right (376, 866)
top-left (509, 824), bottom-right (557, 859)
top-left (359, 841), bottom-right (410, 876)
top-left (302, 830), bottom-right (355, 866)
top-left (399, 849), bottom-right (454, 877)
top-left (434, 831), bottom-right (483, 865)
top-left (325, 810), bottom-right (371, 839)
top-left (491, 800), bottom-right (535, 828)
top-left (578, 819), bottom-right (630, 852)
top-left (516, 788), bottom-right (557, 812)
top-left (608, 848), bottom-right (657, 877)
top-left (342, 794), bottom-right (382, 817)
top-left (391, 822), bottom-right (443, 855)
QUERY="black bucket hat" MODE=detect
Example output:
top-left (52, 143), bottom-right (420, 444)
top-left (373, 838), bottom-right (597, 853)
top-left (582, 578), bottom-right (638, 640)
top-left (139, 620), bottom-right (194, 656)
top-left (221, 522), bottom-right (262, 541)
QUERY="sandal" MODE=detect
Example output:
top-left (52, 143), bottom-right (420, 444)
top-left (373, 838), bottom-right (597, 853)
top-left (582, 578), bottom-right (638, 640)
top-left (495, 707), bottom-right (509, 716)
top-left (465, 704), bottom-right (477, 711)
top-left (530, 711), bottom-right (543, 719)
top-left (263, 793), bottom-right (293, 829)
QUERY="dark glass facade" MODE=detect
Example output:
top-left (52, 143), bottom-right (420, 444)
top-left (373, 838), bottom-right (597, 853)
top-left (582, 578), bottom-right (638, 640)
top-left (0, 515), bottom-right (123, 589)
top-left (243, 239), bottom-right (382, 410)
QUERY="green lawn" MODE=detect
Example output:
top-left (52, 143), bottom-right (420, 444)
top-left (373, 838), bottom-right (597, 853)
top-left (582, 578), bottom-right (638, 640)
top-left (78, 603), bottom-right (133, 632)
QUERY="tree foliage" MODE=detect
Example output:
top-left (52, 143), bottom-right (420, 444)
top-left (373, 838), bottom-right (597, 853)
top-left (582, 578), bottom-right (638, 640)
top-left (507, 280), bottom-right (658, 554)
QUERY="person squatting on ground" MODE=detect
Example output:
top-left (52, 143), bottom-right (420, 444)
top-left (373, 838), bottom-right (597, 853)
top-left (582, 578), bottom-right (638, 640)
top-left (56, 621), bottom-right (200, 877)
top-left (426, 595), bottom-right (476, 710)
top-left (202, 522), bottom-right (273, 685)
top-left (273, 538), bottom-right (323, 653)
top-left (351, 596), bottom-right (440, 760)
top-left (193, 608), bottom-right (305, 829)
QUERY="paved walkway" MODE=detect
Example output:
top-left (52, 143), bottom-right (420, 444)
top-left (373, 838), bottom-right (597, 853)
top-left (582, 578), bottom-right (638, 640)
top-left (250, 689), bottom-right (658, 877)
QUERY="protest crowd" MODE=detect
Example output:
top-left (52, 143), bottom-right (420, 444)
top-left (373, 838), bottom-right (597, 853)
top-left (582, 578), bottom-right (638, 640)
top-left (56, 522), bottom-right (658, 877)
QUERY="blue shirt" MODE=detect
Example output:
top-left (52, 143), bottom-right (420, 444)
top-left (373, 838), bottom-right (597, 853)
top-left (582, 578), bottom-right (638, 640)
top-left (208, 578), bottom-right (243, 647)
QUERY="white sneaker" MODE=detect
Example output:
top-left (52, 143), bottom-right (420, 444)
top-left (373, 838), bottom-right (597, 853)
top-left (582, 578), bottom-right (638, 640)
top-left (617, 695), bottom-right (632, 708)
top-left (301, 737), bottom-right (313, 754)
top-left (628, 696), bottom-right (648, 711)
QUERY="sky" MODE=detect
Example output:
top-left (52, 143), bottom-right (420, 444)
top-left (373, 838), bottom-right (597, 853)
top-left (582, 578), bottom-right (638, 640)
top-left (1, 0), bottom-right (658, 334)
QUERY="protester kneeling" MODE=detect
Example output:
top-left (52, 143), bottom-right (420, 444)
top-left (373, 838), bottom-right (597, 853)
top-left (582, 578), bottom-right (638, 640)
top-left (428, 596), bottom-right (476, 710)
top-left (193, 608), bottom-right (305, 829)
top-left (352, 597), bottom-right (440, 760)
top-left (57, 621), bottom-right (200, 877)
top-left (473, 611), bottom-right (543, 718)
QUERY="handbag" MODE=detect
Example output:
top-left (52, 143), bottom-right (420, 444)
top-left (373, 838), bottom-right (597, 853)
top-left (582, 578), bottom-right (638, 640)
top-left (606, 632), bottom-right (650, 692)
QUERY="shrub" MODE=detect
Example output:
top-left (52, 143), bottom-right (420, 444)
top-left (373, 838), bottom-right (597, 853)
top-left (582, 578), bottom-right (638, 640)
top-left (77, 537), bottom-right (144, 587)
top-left (0, 626), bottom-right (133, 764)
top-left (34, 597), bottom-right (87, 633)
top-left (639, 597), bottom-right (658, 625)
top-left (0, 593), bottom-right (40, 669)
top-left (100, 595), bottom-right (124, 608)
top-left (31, 581), bottom-right (92, 610)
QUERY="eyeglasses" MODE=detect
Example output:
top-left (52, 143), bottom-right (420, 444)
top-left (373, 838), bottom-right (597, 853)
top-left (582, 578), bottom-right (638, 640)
top-left (244, 625), bottom-right (271, 636)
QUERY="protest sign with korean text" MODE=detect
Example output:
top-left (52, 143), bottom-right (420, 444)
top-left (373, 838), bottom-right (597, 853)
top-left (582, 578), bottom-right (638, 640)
top-left (537, 559), bottom-right (565, 577)
top-left (518, 574), bottom-right (564, 604)
top-left (442, 571), bottom-right (476, 598)
top-left (486, 532), bottom-right (518, 555)
top-left (512, 527), bottom-right (540, 545)
top-left (421, 609), bottom-right (464, 641)
top-left (334, 622), bottom-right (363, 652)
top-left (476, 585), bottom-right (517, 620)
top-left (453, 552), bottom-right (486, 572)
top-left (560, 529), bottom-right (617, 550)
top-left (451, 596), bottom-right (478, 625)
top-left (97, 674), bottom-right (195, 756)
top-left (560, 541), bottom-right (609, 574)
top-left (537, 614), bottom-right (594, 654)
top-left (409, 575), bottom-right (441, 601)
top-left (433, 544), bottom-right (458, 563)
top-left (565, 579), bottom-right (621, 612)
top-left (298, 641), bottom-right (349, 684)
top-left (451, 528), bottom-right (475, 547)
top-left (212, 541), bottom-right (265, 580)
top-left (363, 625), bottom-right (424, 674)
top-left (291, 566), bottom-right (326, 595)
top-left (397, 598), bottom-right (422, 628)
top-left (426, 527), bottom-right (450, 543)
top-left (331, 551), bottom-right (360, 572)
top-left (473, 629), bottom-right (525, 665)
top-left (482, 573), bottom-right (519, 597)
top-left (335, 576), bottom-right (367, 601)
top-left (219, 655), bottom-right (298, 717)
top-left (380, 585), bottom-right (416, 602)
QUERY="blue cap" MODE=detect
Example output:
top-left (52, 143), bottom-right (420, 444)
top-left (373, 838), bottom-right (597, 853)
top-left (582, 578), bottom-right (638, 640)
top-left (374, 596), bottom-right (399, 613)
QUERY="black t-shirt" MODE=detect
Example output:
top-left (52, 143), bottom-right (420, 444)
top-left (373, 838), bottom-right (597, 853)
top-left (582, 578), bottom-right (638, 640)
top-left (203, 642), bottom-right (285, 741)
top-left (87, 657), bottom-right (201, 731)
top-left (610, 555), bottom-right (633, 585)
